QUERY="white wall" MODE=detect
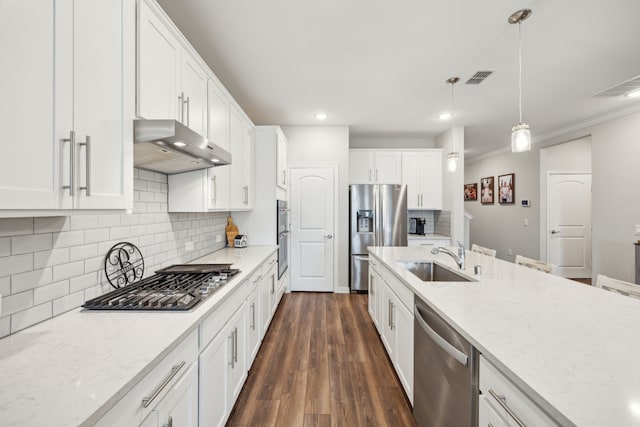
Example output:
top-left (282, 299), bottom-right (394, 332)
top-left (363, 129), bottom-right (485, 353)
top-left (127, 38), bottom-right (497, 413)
top-left (539, 137), bottom-right (592, 260)
top-left (281, 126), bottom-right (350, 292)
top-left (349, 135), bottom-right (435, 149)
top-left (436, 126), bottom-right (464, 244)
top-left (465, 148), bottom-right (540, 261)
top-left (592, 111), bottom-right (640, 282)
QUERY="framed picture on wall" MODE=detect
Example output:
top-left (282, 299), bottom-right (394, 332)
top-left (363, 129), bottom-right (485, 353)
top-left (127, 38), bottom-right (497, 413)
top-left (481, 176), bottom-right (494, 204)
top-left (498, 173), bottom-right (515, 204)
top-left (464, 183), bottom-right (478, 201)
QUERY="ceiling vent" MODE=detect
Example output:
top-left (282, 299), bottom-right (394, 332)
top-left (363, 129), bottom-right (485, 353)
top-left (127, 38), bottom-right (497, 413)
top-left (465, 71), bottom-right (494, 85)
top-left (594, 75), bottom-right (640, 97)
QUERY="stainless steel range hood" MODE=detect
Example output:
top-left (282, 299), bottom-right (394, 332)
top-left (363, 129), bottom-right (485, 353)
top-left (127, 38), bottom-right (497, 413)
top-left (134, 119), bottom-right (232, 174)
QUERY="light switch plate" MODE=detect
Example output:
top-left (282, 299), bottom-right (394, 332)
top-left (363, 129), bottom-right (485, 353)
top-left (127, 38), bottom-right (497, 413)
top-left (185, 241), bottom-right (194, 251)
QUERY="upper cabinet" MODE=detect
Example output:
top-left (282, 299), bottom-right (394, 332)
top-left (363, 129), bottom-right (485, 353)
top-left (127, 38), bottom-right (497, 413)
top-left (0, 0), bottom-right (134, 214)
top-left (349, 150), bottom-right (402, 184)
top-left (138, 0), bottom-right (207, 135)
top-left (228, 108), bottom-right (255, 210)
top-left (401, 150), bottom-right (442, 210)
top-left (276, 130), bottom-right (288, 191)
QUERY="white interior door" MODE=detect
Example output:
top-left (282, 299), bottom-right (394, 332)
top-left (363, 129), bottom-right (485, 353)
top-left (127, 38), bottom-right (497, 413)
top-left (548, 173), bottom-right (592, 277)
top-left (290, 167), bottom-right (335, 292)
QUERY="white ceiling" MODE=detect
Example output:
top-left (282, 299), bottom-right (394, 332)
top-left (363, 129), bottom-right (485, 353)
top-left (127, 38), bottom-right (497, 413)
top-left (157, 0), bottom-right (640, 158)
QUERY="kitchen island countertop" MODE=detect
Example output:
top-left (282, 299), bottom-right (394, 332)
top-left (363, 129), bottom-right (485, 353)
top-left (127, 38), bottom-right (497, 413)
top-left (0, 246), bottom-right (277, 427)
top-left (369, 245), bottom-right (640, 427)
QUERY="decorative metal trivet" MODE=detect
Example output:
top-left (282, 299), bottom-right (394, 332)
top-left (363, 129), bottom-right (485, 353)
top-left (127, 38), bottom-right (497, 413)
top-left (104, 242), bottom-right (145, 289)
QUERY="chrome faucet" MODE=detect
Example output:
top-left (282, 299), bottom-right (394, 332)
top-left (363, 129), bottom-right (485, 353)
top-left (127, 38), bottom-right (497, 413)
top-left (431, 241), bottom-right (465, 270)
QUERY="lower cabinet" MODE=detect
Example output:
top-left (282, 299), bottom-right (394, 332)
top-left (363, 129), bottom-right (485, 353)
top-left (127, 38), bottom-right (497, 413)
top-left (369, 258), bottom-right (414, 405)
top-left (140, 362), bottom-right (199, 427)
top-left (246, 284), bottom-right (261, 368)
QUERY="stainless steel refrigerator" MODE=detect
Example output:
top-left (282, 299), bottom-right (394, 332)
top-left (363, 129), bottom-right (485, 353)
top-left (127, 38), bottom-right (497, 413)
top-left (349, 184), bottom-right (407, 292)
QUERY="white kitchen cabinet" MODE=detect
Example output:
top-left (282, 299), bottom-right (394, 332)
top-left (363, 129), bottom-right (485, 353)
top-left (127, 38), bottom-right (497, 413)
top-left (479, 355), bottom-right (561, 426)
top-left (141, 362), bottom-right (198, 427)
top-left (407, 238), bottom-right (451, 248)
top-left (138, 0), bottom-right (207, 135)
top-left (246, 276), bottom-right (263, 368)
top-left (478, 395), bottom-right (507, 427)
top-left (199, 304), bottom-right (246, 427)
top-left (394, 297), bottom-right (414, 404)
top-left (167, 167), bottom-right (228, 212)
top-left (0, 0), bottom-right (133, 213)
top-left (368, 261), bottom-right (382, 332)
top-left (349, 150), bottom-right (402, 184)
top-left (379, 280), bottom-right (396, 358)
top-left (276, 130), bottom-right (288, 190)
top-left (402, 150), bottom-right (442, 209)
top-left (228, 108), bottom-right (255, 210)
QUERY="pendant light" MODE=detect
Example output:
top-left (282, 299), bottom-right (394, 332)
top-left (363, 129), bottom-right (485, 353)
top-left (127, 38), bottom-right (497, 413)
top-left (509, 9), bottom-right (532, 153)
top-left (446, 77), bottom-right (460, 173)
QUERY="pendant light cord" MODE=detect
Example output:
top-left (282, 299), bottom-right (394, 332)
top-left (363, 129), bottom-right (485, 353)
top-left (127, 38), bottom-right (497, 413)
top-left (450, 81), bottom-right (455, 127)
top-left (518, 22), bottom-right (523, 124)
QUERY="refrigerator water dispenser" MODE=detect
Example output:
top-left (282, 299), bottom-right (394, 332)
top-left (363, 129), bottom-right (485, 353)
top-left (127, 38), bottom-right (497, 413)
top-left (357, 210), bottom-right (374, 233)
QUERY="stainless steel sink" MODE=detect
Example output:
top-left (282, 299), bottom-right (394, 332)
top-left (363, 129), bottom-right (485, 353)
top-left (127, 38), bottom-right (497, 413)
top-left (397, 261), bottom-right (473, 282)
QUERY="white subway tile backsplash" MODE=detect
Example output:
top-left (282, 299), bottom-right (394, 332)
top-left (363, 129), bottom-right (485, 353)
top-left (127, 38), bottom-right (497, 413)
top-left (139, 191), bottom-right (155, 202)
top-left (34, 280), bottom-right (69, 305)
top-left (85, 228), bottom-right (110, 244)
top-left (11, 302), bottom-right (52, 333)
top-left (0, 317), bottom-right (10, 339)
top-left (0, 218), bottom-right (33, 237)
top-left (70, 215), bottom-right (98, 230)
top-left (69, 272), bottom-right (98, 293)
top-left (12, 268), bottom-right (53, 293)
top-left (0, 168), bottom-right (229, 337)
top-left (34, 248), bottom-right (70, 269)
top-left (52, 261), bottom-right (84, 282)
top-left (0, 237), bottom-right (10, 257)
top-left (2, 291), bottom-right (33, 317)
top-left (12, 233), bottom-right (52, 255)
top-left (53, 230), bottom-right (85, 248)
top-left (34, 217), bottom-right (69, 233)
top-left (69, 244), bottom-right (98, 262)
top-left (53, 291), bottom-right (85, 316)
top-left (0, 254), bottom-right (33, 277)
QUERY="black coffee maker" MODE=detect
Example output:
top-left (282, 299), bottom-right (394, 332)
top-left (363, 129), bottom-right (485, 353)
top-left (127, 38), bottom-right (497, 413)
top-left (409, 217), bottom-right (426, 235)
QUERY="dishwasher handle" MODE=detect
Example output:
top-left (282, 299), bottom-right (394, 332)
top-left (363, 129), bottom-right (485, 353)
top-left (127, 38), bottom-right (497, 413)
top-left (415, 304), bottom-right (468, 366)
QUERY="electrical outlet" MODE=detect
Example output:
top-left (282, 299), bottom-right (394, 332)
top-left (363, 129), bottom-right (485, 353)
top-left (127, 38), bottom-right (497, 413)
top-left (507, 248), bottom-right (513, 256)
top-left (635, 225), bottom-right (640, 235)
top-left (216, 234), bottom-right (222, 243)
top-left (185, 241), bottom-right (194, 251)
top-left (523, 218), bottom-right (529, 226)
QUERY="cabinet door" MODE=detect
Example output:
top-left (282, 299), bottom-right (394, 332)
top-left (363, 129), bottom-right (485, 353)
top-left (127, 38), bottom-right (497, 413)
top-left (394, 300), bottom-right (414, 404)
top-left (199, 324), bottom-right (231, 427)
top-left (260, 270), bottom-right (272, 337)
top-left (276, 131), bottom-right (288, 190)
top-left (349, 151), bottom-right (373, 184)
top-left (478, 395), bottom-right (506, 427)
top-left (246, 286), bottom-right (261, 368)
top-left (208, 80), bottom-right (230, 150)
top-left (0, 1), bottom-right (62, 209)
top-left (73, 0), bottom-right (128, 209)
top-left (154, 362), bottom-right (199, 427)
top-left (373, 152), bottom-right (402, 184)
top-left (267, 266), bottom-right (279, 320)
top-left (227, 307), bottom-right (247, 409)
top-left (401, 152), bottom-right (421, 209)
top-left (418, 151), bottom-right (442, 210)
top-left (242, 120), bottom-right (255, 209)
top-left (379, 282), bottom-right (396, 358)
top-left (207, 167), bottom-right (229, 211)
top-left (368, 269), bottom-right (379, 330)
top-left (137, 0), bottom-right (180, 121)
top-left (180, 52), bottom-right (207, 136)
top-left (228, 109), bottom-right (245, 209)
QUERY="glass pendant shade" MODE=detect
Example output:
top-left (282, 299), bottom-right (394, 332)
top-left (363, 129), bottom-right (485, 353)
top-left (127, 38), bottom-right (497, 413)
top-left (447, 152), bottom-right (459, 173)
top-left (511, 122), bottom-right (531, 152)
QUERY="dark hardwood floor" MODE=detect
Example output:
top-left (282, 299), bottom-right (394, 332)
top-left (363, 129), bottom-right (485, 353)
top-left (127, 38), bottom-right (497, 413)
top-left (227, 293), bottom-right (417, 427)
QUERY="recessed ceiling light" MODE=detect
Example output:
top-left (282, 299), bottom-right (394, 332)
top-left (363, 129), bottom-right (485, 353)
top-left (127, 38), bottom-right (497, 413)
top-left (628, 89), bottom-right (640, 98)
top-left (438, 112), bottom-right (452, 120)
top-left (173, 141), bottom-right (187, 147)
top-left (315, 113), bottom-right (328, 120)
top-left (211, 158), bottom-right (220, 163)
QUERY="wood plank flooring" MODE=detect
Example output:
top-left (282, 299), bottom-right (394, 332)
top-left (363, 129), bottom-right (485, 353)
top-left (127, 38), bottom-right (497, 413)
top-left (227, 293), bottom-right (417, 427)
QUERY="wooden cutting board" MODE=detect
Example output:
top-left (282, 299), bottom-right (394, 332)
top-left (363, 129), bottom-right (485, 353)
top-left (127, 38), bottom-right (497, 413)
top-left (225, 216), bottom-right (239, 247)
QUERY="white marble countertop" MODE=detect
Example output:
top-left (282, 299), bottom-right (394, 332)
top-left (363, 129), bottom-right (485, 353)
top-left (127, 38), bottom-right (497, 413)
top-left (369, 246), bottom-right (640, 427)
top-left (407, 233), bottom-right (450, 240)
top-left (0, 246), bottom-right (277, 427)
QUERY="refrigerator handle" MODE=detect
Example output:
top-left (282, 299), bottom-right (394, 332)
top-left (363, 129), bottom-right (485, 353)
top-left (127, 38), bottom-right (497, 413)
top-left (376, 185), bottom-right (383, 246)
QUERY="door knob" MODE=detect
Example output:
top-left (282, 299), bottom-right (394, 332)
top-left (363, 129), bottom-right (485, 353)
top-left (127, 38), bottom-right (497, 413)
top-left (551, 230), bottom-right (561, 234)
top-left (324, 234), bottom-right (333, 239)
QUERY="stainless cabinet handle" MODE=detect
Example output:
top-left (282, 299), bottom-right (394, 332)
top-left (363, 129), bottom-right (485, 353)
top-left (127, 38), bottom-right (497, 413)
top-left (271, 279), bottom-right (275, 295)
top-left (234, 327), bottom-right (238, 363)
top-left (78, 136), bottom-right (91, 196)
top-left (163, 416), bottom-right (173, 427)
top-left (415, 304), bottom-right (468, 366)
top-left (142, 361), bottom-right (186, 408)
top-left (61, 131), bottom-right (75, 196)
top-left (375, 169), bottom-right (379, 181)
top-left (488, 389), bottom-right (526, 427)
top-left (228, 332), bottom-right (235, 368)
top-left (369, 169), bottom-right (372, 182)
top-left (210, 175), bottom-right (217, 202)
top-left (551, 230), bottom-right (561, 234)
top-left (251, 303), bottom-right (256, 330)
top-left (178, 92), bottom-right (185, 123)
top-left (243, 185), bottom-right (249, 204)
top-left (388, 300), bottom-right (392, 328)
top-left (417, 194), bottom-right (420, 206)
top-left (390, 302), bottom-right (395, 330)
top-left (185, 96), bottom-right (190, 126)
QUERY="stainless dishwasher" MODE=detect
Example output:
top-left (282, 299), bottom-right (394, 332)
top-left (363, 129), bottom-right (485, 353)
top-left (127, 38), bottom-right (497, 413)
top-left (414, 296), bottom-right (478, 427)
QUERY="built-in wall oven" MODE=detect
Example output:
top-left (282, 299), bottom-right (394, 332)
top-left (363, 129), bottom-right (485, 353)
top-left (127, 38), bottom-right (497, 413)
top-left (277, 200), bottom-right (289, 279)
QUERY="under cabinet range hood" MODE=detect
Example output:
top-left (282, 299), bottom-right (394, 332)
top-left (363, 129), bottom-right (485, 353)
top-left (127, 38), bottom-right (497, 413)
top-left (134, 119), bottom-right (232, 174)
